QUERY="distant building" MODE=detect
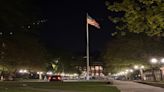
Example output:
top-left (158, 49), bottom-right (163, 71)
top-left (73, 55), bottom-right (105, 79)
top-left (89, 62), bottom-right (104, 77)
top-left (143, 67), bottom-right (164, 81)
top-left (75, 61), bottom-right (105, 79)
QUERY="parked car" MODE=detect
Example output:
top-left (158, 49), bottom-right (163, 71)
top-left (48, 75), bottom-right (62, 81)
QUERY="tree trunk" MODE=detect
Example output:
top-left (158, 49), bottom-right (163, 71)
top-left (152, 68), bottom-right (156, 81)
top-left (160, 69), bottom-right (163, 81)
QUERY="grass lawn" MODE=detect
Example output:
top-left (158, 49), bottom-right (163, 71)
top-left (0, 81), bottom-right (120, 92)
top-left (0, 82), bottom-right (45, 92)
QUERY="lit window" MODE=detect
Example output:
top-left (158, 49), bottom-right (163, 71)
top-left (99, 66), bottom-right (103, 70)
top-left (95, 66), bottom-right (99, 70)
top-left (91, 66), bottom-right (94, 70)
top-left (96, 73), bottom-right (99, 76)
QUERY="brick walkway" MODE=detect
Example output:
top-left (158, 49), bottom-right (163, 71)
top-left (114, 80), bottom-right (164, 92)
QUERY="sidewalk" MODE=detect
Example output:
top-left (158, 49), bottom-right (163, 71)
top-left (113, 80), bottom-right (164, 92)
top-left (135, 81), bottom-right (164, 88)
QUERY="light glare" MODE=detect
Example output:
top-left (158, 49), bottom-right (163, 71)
top-left (151, 58), bottom-right (158, 64)
top-left (161, 58), bottom-right (164, 63)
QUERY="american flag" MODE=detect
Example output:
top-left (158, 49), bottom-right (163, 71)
top-left (87, 14), bottom-right (100, 29)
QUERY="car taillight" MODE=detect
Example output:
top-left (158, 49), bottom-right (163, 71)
top-left (48, 77), bottom-right (51, 80)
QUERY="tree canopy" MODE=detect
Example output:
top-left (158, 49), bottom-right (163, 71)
top-left (103, 34), bottom-right (164, 73)
top-left (0, 31), bottom-right (49, 72)
top-left (106, 0), bottom-right (164, 36)
top-left (0, 0), bottom-right (48, 72)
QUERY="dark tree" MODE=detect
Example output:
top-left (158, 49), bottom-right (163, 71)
top-left (106, 0), bottom-right (164, 36)
top-left (103, 34), bottom-right (164, 73)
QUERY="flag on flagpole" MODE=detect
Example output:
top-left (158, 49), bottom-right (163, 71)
top-left (87, 14), bottom-right (100, 29)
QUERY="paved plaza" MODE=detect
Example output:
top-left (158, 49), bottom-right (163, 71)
top-left (114, 80), bottom-right (164, 92)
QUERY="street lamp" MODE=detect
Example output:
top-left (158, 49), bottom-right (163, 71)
top-left (129, 69), bottom-right (134, 73)
top-left (133, 65), bottom-right (145, 80)
top-left (150, 58), bottom-right (158, 64)
top-left (37, 71), bottom-right (43, 80)
top-left (141, 66), bottom-right (145, 69)
top-left (134, 65), bottom-right (145, 70)
top-left (19, 69), bottom-right (29, 74)
top-left (134, 65), bottom-right (139, 70)
top-left (161, 58), bottom-right (164, 64)
top-left (150, 58), bottom-right (164, 65)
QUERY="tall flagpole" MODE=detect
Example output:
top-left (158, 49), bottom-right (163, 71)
top-left (86, 13), bottom-right (90, 80)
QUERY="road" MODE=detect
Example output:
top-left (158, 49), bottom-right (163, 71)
top-left (114, 80), bottom-right (164, 92)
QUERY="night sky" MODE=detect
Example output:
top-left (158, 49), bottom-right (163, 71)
top-left (41, 0), bottom-right (115, 55)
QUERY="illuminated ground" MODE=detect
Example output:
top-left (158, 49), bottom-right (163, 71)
top-left (114, 80), bottom-right (164, 92)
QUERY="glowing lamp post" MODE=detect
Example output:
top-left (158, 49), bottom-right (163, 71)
top-left (37, 72), bottom-right (43, 80)
top-left (150, 58), bottom-right (164, 67)
top-left (150, 58), bottom-right (158, 64)
top-left (19, 69), bottom-right (28, 73)
top-left (129, 69), bottom-right (134, 73)
top-left (134, 65), bottom-right (139, 70)
top-left (134, 65), bottom-right (145, 80)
